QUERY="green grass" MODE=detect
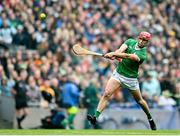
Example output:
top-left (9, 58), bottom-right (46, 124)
top-left (0, 130), bottom-right (179, 135)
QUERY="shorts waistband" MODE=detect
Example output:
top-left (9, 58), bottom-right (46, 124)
top-left (114, 70), bottom-right (138, 81)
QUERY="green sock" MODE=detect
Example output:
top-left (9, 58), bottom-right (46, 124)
top-left (95, 111), bottom-right (101, 118)
top-left (69, 124), bottom-right (75, 129)
top-left (67, 114), bottom-right (75, 124)
top-left (61, 119), bottom-right (68, 128)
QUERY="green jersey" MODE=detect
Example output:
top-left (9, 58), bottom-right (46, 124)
top-left (116, 38), bottom-right (147, 78)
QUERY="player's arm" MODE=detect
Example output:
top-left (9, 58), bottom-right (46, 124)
top-left (11, 88), bottom-right (17, 96)
top-left (104, 52), bottom-right (140, 62)
top-left (114, 43), bottom-right (128, 53)
top-left (113, 53), bottom-right (140, 61)
top-left (104, 44), bottom-right (128, 60)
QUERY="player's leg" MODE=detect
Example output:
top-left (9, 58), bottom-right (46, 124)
top-left (23, 107), bottom-right (28, 115)
top-left (61, 106), bottom-right (77, 129)
top-left (21, 108), bottom-right (28, 122)
top-left (16, 106), bottom-right (28, 129)
top-left (68, 114), bottom-right (76, 129)
top-left (130, 90), bottom-right (157, 130)
top-left (97, 78), bottom-right (121, 113)
top-left (87, 77), bottom-right (121, 125)
top-left (16, 109), bottom-right (23, 129)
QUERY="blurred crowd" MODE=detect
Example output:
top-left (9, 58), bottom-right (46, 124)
top-left (0, 0), bottom-right (180, 129)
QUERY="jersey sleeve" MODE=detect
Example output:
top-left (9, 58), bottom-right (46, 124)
top-left (124, 39), bottom-right (135, 46)
top-left (135, 51), bottom-right (146, 63)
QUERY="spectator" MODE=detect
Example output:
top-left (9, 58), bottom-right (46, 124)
top-left (0, 65), bottom-right (5, 88)
top-left (26, 76), bottom-right (41, 106)
top-left (158, 90), bottom-right (177, 108)
top-left (141, 72), bottom-right (161, 105)
top-left (0, 75), bottom-right (15, 97)
top-left (12, 25), bottom-right (25, 45)
top-left (40, 79), bottom-right (55, 104)
top-left (175, 82), bottom-right (180, 106)
top-left (50, 77), bottom-right (62, 106)
top-left (0, 18), bottom-right (16, 44)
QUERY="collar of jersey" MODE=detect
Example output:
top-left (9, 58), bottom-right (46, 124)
top-left (135, 43), bottom-right (146, 50)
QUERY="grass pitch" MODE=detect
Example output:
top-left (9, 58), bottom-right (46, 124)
top-left (0, 130), bottom-right (179, 135)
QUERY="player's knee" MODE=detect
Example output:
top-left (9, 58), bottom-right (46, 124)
top-left (137, 99), bottom-right (145, 105)
top-left (103, 91), bottom-right (111, 100)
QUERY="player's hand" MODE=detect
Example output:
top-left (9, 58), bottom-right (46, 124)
top-left (104, 52), bottom-right (115, 59)
top-left (115, 57), bottom-right (122, 62)
top-left (114, 50), bottom-right (122, 62)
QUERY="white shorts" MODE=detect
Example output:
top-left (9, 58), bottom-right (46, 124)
top-left (111, 70), bottom-right (140, 91)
